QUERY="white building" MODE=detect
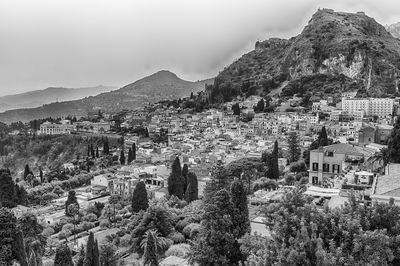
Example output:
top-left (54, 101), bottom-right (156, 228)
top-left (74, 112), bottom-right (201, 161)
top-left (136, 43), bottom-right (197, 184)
top-left (342, 97), bottom-right (394, 117)
top-left (39, 120), bottom-right (75, 135)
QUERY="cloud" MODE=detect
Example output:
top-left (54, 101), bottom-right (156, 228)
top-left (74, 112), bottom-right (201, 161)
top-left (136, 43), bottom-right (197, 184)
top-left (0, 0), bottom-right (399, 95)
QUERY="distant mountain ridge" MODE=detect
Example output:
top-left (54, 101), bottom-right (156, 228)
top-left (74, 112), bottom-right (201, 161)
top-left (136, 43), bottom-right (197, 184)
top-left (0, 71), bottom-right (214, 123)
top-left (0, 85), bottom-right (116, 112)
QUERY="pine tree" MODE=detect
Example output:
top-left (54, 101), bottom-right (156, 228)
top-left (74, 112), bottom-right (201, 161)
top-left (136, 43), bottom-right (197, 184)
top-left (267, 140), bottom-right (279, 180)
top-left (0, 169), bottom-right (17, 208)
top-left (167, 157), bottom-right (184, 199)
top-left (127, 148), bottom-right (133, 164)
top-left (388, 116), bottom-right (400, 163)
top-left (132, 143), bottom-right (136, 160)
top-left (287, 131), bottom-right (301, 163)
top-left (65, 190), bottom-right (79, 216)
top-left (203, 161), bottom-right (228, 203)
top-left (54, 244), bottom-right (73, 266)
top-left (24, 164), bottom-right (30, 181)
top-left (184, 172), bottom-right (198, 202)
top-left (131, 181), bottom-right (149, 213)
top-left (119, 149), bottom-right (126, 165)
top-left (230, 179), bottom-right (250, 238)
top-left (190, 189), bottom-right (238, 265)
top-left (182, 164), bottom-right (189, 191)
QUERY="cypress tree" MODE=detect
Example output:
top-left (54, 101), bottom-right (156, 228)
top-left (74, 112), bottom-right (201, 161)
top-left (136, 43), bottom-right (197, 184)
top-left (24, 164), bottom-right (30, 181)
top-left (91, 144), bottom-right (95, 159)
top-left (0, 208), bottom-right (20, 265)
top-left (132, 143), bottom-right (136, 160)
top-left (87, 144), bottom-right (90, 157)
top-left (167, 157), bottom-right (184, 199)
top-left (96, 147), bottom-right (99, 158)
top-left (103, 138), bottom-right (109, 155)
top-left (54, 244), bottom-right (73, 266)
top-left (119, 149), bottom-right (126, 165)
top-left (39, 167), bottom-right (44, 183)
top-left (182, 164), bottom-right (189, 191)
top-left (230, 179), bottom-right (250, 238)
top-left (267, 141), bottom-right (279, 180)
top-left (184, 172), bottom-right (198, 202)
top-left (127, 148), bottom-right (133, 164)
top-left (0, 169), bottom-right (17, 208)
top-left (131, 181), bottom-right (149, 213)
top-left (65, 190), bottom-right (79, 216)
top-left (93, 240), bottom-right (100, 266)
top-left (84, 232), bottom-right (95, 266)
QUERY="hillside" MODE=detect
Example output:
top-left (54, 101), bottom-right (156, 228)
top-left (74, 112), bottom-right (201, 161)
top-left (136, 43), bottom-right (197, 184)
top-left (387, 22), bottom-right (400, 39)
top-left (0, 85), bottom-right (116, 112)
top-left (0, 71), bottom-right (213, 123)
top-left (208, 9), bottom-right (400, 103)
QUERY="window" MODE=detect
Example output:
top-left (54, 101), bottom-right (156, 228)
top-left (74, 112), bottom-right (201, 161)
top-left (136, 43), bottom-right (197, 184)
top-left (323, 163), bottom-right (330, 172)
top-left (325, 151), bottom-right (334, 157)
top-left (312, 163), bottom-right (318, 171)
top-left (333, 164), bottom-right (340, 173)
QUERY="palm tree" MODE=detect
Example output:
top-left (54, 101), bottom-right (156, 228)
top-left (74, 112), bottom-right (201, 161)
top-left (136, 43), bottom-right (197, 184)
top-left (366, 147), bottom-right (389, 173)
top-left (140, 229), bottom-right (169, 266)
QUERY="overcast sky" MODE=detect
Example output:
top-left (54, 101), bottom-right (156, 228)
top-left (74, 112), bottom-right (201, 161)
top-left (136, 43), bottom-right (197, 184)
top-left (1, 0), bottom-right (400, 96)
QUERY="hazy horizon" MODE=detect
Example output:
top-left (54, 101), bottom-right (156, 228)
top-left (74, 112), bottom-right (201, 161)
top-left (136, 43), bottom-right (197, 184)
top-left (1, 0), bottom-right (400, 97)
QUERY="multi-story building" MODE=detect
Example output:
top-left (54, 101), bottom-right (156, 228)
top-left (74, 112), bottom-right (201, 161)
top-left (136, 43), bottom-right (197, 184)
top-left (342, 97), bottom-right (394, 117)
top-left (39, 120), bottom-right (75, 135)
top-left (308, 143), bottom-right (366, 186)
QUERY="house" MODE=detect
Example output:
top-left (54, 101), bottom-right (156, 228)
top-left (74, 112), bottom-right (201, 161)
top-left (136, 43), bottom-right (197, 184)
top-left (308, 143), bottom-right (368, 186)
top-left (91, 174), bottom-right (115, 195)
top-left (358, 125), bottom-right (392, 145)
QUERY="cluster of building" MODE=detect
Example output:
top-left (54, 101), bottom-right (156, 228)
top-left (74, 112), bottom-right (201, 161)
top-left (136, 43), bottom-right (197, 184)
top-left (39, 120), bottom-right (111, 135)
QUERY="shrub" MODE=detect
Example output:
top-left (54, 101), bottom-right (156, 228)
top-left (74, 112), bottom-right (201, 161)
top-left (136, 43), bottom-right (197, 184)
top-left (182, 223), bottom-right (201, 239)
top-left (82, 213), bottom-right (97, 222)
top-left (100, 219), bottom-right (110, 229)
top-left (165, 244), bottom-right (191, 258)
top-left (120, 235), bottom-right (131, 247)
top-left (62, 223), bottom-right (74, 233)
top-left (58, 230), bottom-right (71, 240)
top-left (42, 227), bottom-right (55, 237)
top-left (168, 231), bottom-right (185, 243)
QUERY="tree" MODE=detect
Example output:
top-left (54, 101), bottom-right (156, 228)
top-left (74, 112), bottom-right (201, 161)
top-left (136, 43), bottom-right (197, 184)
top-left (108, 195), bottom-right (121, 224)
top-left (131, 181), bottom-right (149, 213)
top-left (388, 116), bottom-right (400, 163)
top-left (0, 169), bottom-right (17, 208)
top-left (132, 143), bottom-right (136, 160)
top-left (182, 164), bottom-right (189, 191)
top-left (141, 229), bottom-right (169, 266)
top-left (39, 167), bottom-right (44, 183)
top-left (267, 141), bottom-right (279, 180)
top-left (190, 189), bottom-right (239, 265)
top-left (67, 204), bottom-right (80, 245)
top-left (0, 208), bottom-right (27, 266)
top-left (287, 131), bottom-right (301, 163)
top-left (76, 245), bottom-right (85, 266)
top-left (127, 148), bottom-right (133, 164)
top-left (190, 92), bottom-right (194, 99)
top-left (54, 244), bottom-right (73, 266)
top-left (230, 179), bottom-right (250, 239)
top-left (167, 157), bottom-right (185, 199)
top-left (24, 164), bottom-right (30, 181)
top-left (84, 232), bottom-right (100, 266)
top-left (87, 144), bottom-right (90, 157)
top-left (203, 161), bottom-right (229, 202)
top-left (17, 213), bottom-right (46, 266)
top-left (184, 172), bottom-right (198, 202)
top-left (99, 242), bottom-right (118, 266)
top-left (254, 98), bottom-right (265, 113)
top-left (119, 149), bottom-right (125, 165)
top-left (15, 184), bottom-right (28, 206)
top-left (103, 138), bottom-right (109, 155)
top-left (96, 147), bottom-right (99, 158)
top-left (65, 190), bottom-right (79, 216)
top-left (232, 103), bottom-right (241, 116)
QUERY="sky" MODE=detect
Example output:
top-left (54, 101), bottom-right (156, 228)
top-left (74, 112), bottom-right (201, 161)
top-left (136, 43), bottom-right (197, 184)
top-left (1, 0), bottom-right (400, 96)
